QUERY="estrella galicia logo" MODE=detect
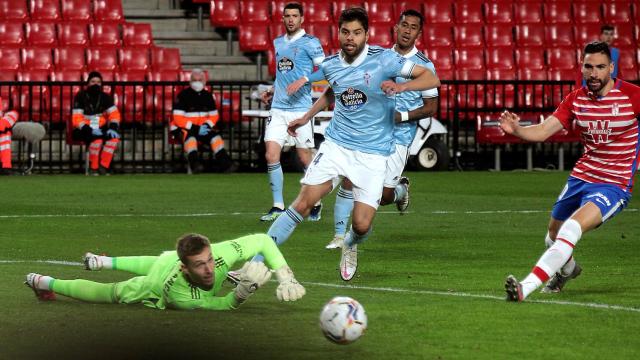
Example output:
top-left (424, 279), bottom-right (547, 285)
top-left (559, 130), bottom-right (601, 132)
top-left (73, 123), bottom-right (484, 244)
top-left (278, 57), bottom-right (294, 73)
top-left (339, 87), bottom-right (367, 110)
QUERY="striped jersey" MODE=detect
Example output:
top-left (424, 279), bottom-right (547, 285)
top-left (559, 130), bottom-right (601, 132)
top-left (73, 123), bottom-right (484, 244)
top-left (553, 79), bottom-right (640, 192)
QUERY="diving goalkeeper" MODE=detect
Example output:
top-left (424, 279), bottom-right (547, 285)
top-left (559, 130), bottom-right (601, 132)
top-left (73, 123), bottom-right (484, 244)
top-left (25, 233), bottom-right (306, 310)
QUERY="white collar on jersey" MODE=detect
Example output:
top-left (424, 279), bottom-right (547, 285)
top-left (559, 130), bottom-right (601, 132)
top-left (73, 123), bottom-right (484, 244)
top-left (392, 45), bottom-right (418, 59)
top-left (284, 29), bottom-right (306, 43)
top-left (340, 44), bottom-right (369, 67)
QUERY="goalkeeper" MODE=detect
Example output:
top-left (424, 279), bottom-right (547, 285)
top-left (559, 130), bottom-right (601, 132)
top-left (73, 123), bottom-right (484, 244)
top-left (24, 233), bottom-right (306, 310)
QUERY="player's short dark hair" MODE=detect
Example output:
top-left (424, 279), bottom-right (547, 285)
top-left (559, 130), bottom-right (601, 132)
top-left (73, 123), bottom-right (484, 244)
top-left (283, 2), bottom-right (303, 16)
top-left (583, 41), bottom-right (612, 61)
top-left (398, 9), bottom-right (424, 30)
top-left (339, 7), bottom-right (368, 32)
top-left (601, 24), bottom-right (614, 33)
top-left (176, 233), bottom-right (211, 265)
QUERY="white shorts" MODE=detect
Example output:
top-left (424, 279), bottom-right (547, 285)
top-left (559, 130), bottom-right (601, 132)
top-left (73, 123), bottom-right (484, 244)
top-left (302, 139), bottom-right (387, 209)
top-left (383, 144), bottom-right (410, 188)
top-left (264, 108), bottom-right (315, 149)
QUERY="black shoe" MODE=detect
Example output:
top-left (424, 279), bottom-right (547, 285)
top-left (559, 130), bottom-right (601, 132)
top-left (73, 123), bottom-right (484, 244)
top-left (0, 168), bottom-right (12, 176)
top-left (99, 166), bottom-right (111, 176)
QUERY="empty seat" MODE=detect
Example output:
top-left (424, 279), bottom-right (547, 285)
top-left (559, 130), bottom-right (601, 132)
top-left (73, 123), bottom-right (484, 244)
top-left (612, 23), bottom-right (634, 48)
top-left (547, 47), bottom-right (578, 70)
top-left (22, 47), bottom-right (54, 71)
top-left (485, 24), bottom-right (514, 48)
top-left (54, 47), bottom-right (86, 71)
top-left (573, 23), bottom-right (601, 48)
top-left (423, 25), bottom-right (453, 48)
top-left (210, 0), bottom-right (240, 27)
top-left (618, 48), bottom-right (638, 81)
top-left (89, 23), bottom-right (122, 48)
top-left (151, 47), bottom-right (182, 71)
top-left (239, 24), bottom-right (271, 52)
top-left (122, 23), bottom-right (154, 48)
top-left (332, 1), bottom-right (364, 23)
top-left (241, 0), bottom-right (270, 25)
top-left (547, 68), bottom-right (576, 82)
top-left (25, 22), bottom-right (57, 47)
top-left (0, 48), bottom-right (21, 70)
top-left (29, 0), bottom-right (61, 21)
top-left (301, 0), bottom-right (332, 23)
top-left (426, 47), bottom-right (454, 72)
top-left (0, 0), bottom-right (29, 20)
top-left (17, 69), bottom-right (50, 121)
top-left (484, 1), bottom-right (513, 24)
top-left (486, 47), bottom-right (515, 70)
top-left (50, 69), bottom-right (83, 123)
top-left (61, 0), bottom-right (92, 22)
top-left (93, 0), bottom-right (124, 23)
top-left (485, 75), bottom-right (516, 108)
top-left (453, 1), bottom-right (483, 24)
top-left (514, 2), bottom-right (543, 24)
top-left (454, 48), bottom-right (485, 70)
top-left (454, 24), bottom-right (484, 48)
top-left (119, 48), bottom-right (151, 72)
top-left (515, 47), bottom-right (546, 71)
top-left (365, 1), bottom-right (394, 25)
top-left (148, 70), bottom-right (180, 82)
top-left (270, 0), bottom-right (289, 19)
top-left (515, 24), bottom-right (545, 47)
top-left (543, 1), bottom-right (573, 24)
top-left (368, 25), bottom-right (393, 48)
top-left (57, 22), bottom-right (89, 47)
top-left (545, 24), bottom-right (575, 47)
top-left (0, 22), bottom-right (25, 47)
top-left (393, 1), bottom-right (423, 19)
top-left (572, 2), bottom-right (602, 24)
top-left (86, 48), bottom-right (119, 72)
top-left (307, 24), bottom-right (333, 52)
top-left (424, 1), bottom-right (453, 24)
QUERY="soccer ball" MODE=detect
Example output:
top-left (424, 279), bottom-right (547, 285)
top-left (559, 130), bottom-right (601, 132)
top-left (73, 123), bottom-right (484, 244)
top-left (319, 296), bottom-right (367, 344)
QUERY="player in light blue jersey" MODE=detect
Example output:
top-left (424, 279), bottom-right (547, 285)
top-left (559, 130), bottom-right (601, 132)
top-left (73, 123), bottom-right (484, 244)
top-left (326, 9), bottom-right (440, 249)
top-left (260, 2), bottom-right (325, 223)
top-left (256, 7), bottom-right (440, 281)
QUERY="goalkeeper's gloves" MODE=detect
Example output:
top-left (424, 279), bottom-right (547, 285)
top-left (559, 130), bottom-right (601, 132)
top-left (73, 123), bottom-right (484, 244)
top-left (91, 127), bottom-right (103, 137)
top-left (106, 129), bottom-right (120, 139)
top-left (198, 124), bottom-right (210, 136)
top-left (233, 261), bottom-right (272, 304)
top-left (275, 265), bottom-right (305, 302)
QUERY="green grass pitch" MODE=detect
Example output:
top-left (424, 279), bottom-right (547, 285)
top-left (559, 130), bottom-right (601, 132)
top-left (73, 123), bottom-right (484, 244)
top-left (0, 172), bottom-right (638, 359)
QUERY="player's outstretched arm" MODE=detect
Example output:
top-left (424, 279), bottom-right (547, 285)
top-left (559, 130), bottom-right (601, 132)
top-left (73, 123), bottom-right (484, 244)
top-left (288, 87), bottom-right (334, 136)
top-left (382, 65), bottom-right (441, 96)
top-left (499, 111), bottom-right (564, 142)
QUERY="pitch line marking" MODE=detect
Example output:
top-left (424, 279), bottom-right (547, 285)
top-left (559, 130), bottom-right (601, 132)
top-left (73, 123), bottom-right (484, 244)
top-left (2, 260), bottom-right (638, 314)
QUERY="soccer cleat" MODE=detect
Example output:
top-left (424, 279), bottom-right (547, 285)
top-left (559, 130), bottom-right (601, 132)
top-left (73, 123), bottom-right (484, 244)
top-left (541, 263), bottom-right (582, 294)
top-left (396, 177), bottom-right (410, 214)
top-left (325, 234), bottom-right (344, 249)
top-left (505, 275), bottom-right (524, 302)
top-left (83, 252), bottom-right (103, 271)
top-left (308, 203), bottom-right (323, 222)
top-left (339, 244), bottom-right (358, 281)
top-left (24, 273), bottom-right (56, 301)
top-left (260, 207), bottom-right (285, 222)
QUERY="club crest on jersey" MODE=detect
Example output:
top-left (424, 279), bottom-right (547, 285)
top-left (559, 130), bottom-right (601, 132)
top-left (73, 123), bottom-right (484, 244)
top-left (587, 120), bottom-right (611, 144)
top-left (612, 103), bottom-right (619, 116)
top-left (278, 57), bottom-right (294, 73)
top-left (340, 87), bottom-right (367, 110)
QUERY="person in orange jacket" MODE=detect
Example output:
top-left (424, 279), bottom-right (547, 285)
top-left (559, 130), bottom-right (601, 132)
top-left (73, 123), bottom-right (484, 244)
top-left (71, 71), bottom-right (122, 175)
top-left (0, 97), bottom-right (19, 175)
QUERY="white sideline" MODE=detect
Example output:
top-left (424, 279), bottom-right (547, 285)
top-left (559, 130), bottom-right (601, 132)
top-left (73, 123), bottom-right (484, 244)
top-left (3, 259), bottom-right (639, 314)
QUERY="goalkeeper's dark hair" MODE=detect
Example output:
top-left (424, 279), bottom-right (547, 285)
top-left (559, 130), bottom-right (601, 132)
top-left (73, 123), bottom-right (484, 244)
top-left (339, 7), bottom-right (368, 32)
top-left (176, 233), bottom-right (211, 264)
top-left (283, 2), bottom-right (303, 16)
top-left (583, 41), bottom-right (612, 62)
top-left (398, 9), bottom-right (424, 30)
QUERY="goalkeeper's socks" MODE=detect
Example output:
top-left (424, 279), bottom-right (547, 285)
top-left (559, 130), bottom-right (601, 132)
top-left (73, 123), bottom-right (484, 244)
top-left (344, 226), bottom-right (372, 247)
top-left (267, 162), bottom-right (284, 209)
top-left (393, 183), bottom-right (407, 203)
top-left (334, 186), bottom-right (354, 237)
top-left (253, 207), bottom-right (304, 262)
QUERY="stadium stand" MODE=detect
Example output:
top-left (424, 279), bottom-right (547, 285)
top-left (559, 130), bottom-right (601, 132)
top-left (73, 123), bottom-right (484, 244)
top-left (0, 0), bottom-right (29, 20)
top-left (25, 22), bottom-right (57, 47)
top-left (93, 0), bottom-right (124, 23)
top-left (29, 0), bottom-right (61, 21)
top-left (60, 0), bottom-right (92, 23)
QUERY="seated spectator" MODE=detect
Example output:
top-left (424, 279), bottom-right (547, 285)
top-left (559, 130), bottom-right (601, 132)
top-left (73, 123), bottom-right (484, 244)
top-left (0, 97), bottom-right (19, 175)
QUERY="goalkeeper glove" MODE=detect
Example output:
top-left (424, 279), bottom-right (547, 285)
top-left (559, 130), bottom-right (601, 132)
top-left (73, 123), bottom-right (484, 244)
top-left (106, 129), bottom-right (120, 139)
top-left (233, 261), bottom-right (272, 303)
top-left (198, 124), bottom-right (210, 136)
top-left (275, 265), bottom-right (305, 302)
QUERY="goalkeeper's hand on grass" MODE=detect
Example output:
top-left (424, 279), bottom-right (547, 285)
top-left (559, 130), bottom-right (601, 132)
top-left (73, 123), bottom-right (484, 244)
top-left (233, 261), bottom-right (272, 303)
top-left (275, 265), bottom-right (305, 302)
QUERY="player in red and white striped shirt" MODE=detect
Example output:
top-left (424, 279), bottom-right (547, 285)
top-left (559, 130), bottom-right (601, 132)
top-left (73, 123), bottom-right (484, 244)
top-left (498, 41), bottom-right (640, 302)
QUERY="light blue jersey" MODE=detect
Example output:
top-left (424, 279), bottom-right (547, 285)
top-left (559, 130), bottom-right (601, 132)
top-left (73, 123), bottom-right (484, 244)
top-left (318, 45), bottom-right (416, 156)
top-left (393, 46), bottom-right (438, 146)
top-left (272, 30), bottom-right (325, 112)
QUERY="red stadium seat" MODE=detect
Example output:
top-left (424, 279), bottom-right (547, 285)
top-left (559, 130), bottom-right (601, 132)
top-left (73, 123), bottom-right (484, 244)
top-left (454, 24), bottom-right (484, 48)
top-left (547, 47), bottom-right (578, 70)
top-left (0, 0), bottom-right (28, 20)
top-left (332, 1), bottom-right (364, 23)
top-left (0, 48), bottom-right (21, 70)
top-left (486, 47), bottom-right (515, 70)
top-left (307, 24), bottom-right (333, 53)
top-left (454, 48), bottom-right (485, 71)
top-left (365, 1), bottom-right (394, 25)
top-left (426, 47), bottom-right (454, 72)
top-left (484, 2), bottom-right (513, 24)
top-left (485, 24), bottom-right (514, 48)
top-left (271, 0), bottom-right (289, 19)
top-left (486, 68), bottom-right (517, 81)
top-left (515, 24), bottom-right (544, 47)
top-left (57, 22), bottom-right (89, 47)
top-left (50, 69), bottom-right (83, 123)
top-left (54, 47), bottom-right (86, 71)
top-left (86, 47), bottom-right (119, 73)
top-left (485, 75), bottom-right (516, 109)
top-left (545, 24), bottom-right (575, 48)
top-left (543, 1), bottom-right (573, 24)
top-left (241, 0), bottom-right (270, 25)
top-left (302, 0), bottom-right (332, 23)
top-left (90, 23), bottom-right (122, 48)
top-left (573, 24), bottom-right (601, 48)
top-left (29, 0), bottom-right (61, 21)
top-left (93, 0), bottom-right (124, 23)
top-left (122, 23), bottom-right (154, 48)
top-left (618, 48), bottom-right (638, 81)
top-left (61, 0), bottom-right (92, 22)
top-left (148, 70), bottom-right (180, 82)
top-left (22, 47), bottom-right (54, 71)
top-left (367, 25), bottom-right (393, 48)
top-left (239, 24), bottom-right (271, 52)
top-left (423, 25), bottom-right (454, 48)
top-left (266, 48), bottom-right (276, 77)
top-left (612, 23), bottom-right (634, 48)
top-left (572, 2), bottom-right (602, 24)
top-left (119, 48), bottom-right (151, 72)
top-left (151, 47), bottom-right (182, 71)
top-left (517, 68), bottom-right (548, 109)
top-left (547, 68), bottom-right (576, 82)
top-left (453, 1), bottom-right (483, 24)
top-left (210, 0), bottom-right (240, 28)
top-left (217, 90), bottom-right (242, 123)
top-left (424, 1), bottom-right (453, 24)
top-left (25, 22), bottom-right (57, 47)
top-left (0, 22), bottom-right (25, 47)
top-left (393, 1), bottom-right (423, 20)
top-left (17, 70), bottom-right (50, 121)
top-left (513, 2), bottom-right (543, 24)
top-left (515, 47), bottom-right (545, 71)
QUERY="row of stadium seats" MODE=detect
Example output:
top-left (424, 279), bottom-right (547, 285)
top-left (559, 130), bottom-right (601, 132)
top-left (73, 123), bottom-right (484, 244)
top-left (0, 0), bottom-right (124, 23)
top-left (0, 21), bottom-right (153, 48)
top-left (0, 47), bottom-right (182, 74)
top-left (210, 0), bottom-right (639, 28)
